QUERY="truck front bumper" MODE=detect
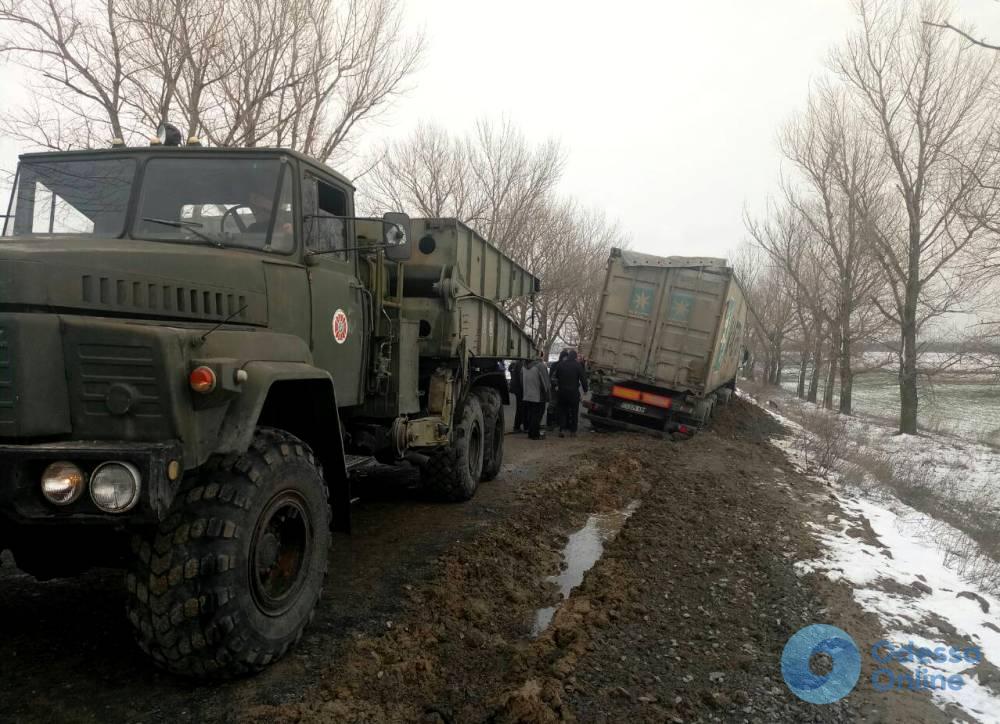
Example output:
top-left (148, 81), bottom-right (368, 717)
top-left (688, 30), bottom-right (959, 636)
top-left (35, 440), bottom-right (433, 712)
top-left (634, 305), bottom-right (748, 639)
top-left (0, 439), bottom-right (183, 524)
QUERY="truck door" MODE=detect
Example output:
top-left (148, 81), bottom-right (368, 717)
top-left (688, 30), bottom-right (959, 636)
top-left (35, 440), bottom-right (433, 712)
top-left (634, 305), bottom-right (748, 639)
top-left (302, 173), bottom-right (365, 407)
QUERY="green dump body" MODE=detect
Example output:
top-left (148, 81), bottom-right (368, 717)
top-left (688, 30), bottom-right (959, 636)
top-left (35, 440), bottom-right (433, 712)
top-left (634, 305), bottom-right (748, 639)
top-left (388, 218), bottom-right (538, 361)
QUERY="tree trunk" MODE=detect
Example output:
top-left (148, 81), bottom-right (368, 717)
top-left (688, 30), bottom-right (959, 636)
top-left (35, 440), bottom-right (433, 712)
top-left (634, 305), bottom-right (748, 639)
top-left (797, 350), bottom-right (808, 399)
top-left (823, 361), bottom-right (836, 409)
top-left (822, 332), bottom-right (838, 410)
top-left (808, 359), bottom-right (821, 403)
top-left (807, 334), bottom-right (823, 403)
top-left (838, 324), bottom-right (853, 416)
top-left (899, 323), bottom-right (919, 433)
top-left (899, 229), bottom-right (921, 434)
top-left (766, 338), bottom-right (782, 386)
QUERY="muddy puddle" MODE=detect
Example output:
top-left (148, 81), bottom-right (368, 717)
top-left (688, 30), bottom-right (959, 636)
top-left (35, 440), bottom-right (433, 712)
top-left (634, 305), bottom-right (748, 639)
top-left (531, 500), bottom-right (641, 636)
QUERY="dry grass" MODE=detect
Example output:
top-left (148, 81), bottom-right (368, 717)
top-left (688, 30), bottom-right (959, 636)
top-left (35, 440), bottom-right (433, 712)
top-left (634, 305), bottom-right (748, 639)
top-left (794, 406), bottom-right (850, 475)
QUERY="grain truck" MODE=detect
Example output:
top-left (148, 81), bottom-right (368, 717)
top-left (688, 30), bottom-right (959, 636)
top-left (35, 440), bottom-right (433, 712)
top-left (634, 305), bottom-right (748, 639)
top-left (584, 249), bottom-right (747, 435)
top-left (0, 139), bottom-right (537, 678)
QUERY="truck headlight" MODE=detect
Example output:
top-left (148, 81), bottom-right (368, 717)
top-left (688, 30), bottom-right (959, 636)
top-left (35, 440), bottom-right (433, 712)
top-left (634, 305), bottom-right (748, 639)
top-left (41, 461), bottom-right (85, 505)
top-left (90, 462), bottom-right (141, 513)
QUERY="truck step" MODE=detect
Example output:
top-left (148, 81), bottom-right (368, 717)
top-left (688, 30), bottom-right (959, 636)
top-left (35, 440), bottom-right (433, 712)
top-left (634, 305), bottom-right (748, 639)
top-left (344, 454), bottom-right (376, 474)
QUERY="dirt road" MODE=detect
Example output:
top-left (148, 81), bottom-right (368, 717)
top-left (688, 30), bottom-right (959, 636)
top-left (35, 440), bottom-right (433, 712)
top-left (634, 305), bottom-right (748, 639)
top-left (0, 400), bottom-right (947, 722)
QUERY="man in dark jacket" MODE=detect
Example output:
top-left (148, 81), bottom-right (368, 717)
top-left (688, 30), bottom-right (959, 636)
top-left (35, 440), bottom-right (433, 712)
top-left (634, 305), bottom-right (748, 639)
top-left (547, 350), bottom-right (570, 430)
top-left (554, 350), bottom-right (588, 437)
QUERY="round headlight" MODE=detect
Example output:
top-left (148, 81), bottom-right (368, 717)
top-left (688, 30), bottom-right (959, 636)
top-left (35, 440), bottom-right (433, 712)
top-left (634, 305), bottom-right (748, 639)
top-left (90, 462), bottom-right (141, 513)
top-left (41, 461), bottom-right (85, 505)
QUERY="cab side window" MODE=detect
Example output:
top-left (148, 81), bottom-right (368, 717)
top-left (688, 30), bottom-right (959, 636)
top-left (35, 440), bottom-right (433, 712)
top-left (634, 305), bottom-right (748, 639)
top-left (303, 175), bottom-right (349, 260)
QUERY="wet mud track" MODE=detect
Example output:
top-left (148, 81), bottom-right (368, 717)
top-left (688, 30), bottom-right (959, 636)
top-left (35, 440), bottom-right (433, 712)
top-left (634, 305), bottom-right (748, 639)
top-left (0, 405), bottom-right (589, 723)
top-left (0, 400), bottom-right (947, 722)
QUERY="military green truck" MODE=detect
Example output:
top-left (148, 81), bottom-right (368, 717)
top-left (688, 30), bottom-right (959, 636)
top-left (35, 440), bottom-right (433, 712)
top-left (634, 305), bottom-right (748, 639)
top-left (584, 249), bottom-right (747, 434)
top-left (0, 141), bottom-right (538, 678)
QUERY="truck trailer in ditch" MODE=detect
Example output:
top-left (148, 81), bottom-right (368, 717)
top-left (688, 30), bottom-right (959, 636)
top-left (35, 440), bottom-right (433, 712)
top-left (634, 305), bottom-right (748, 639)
top-left (584, 249), bottom-right (747, 434)
top-left (0, 141), bottom-right (538, 678)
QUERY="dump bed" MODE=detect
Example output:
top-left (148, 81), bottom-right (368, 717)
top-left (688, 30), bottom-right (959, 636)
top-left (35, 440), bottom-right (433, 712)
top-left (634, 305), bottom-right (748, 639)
top-left (588, 249), bottom-right (747, 398)
top-left (382, 217), bottom-right (540, 361)
top-left (401, 218), bottom-right (539, 301)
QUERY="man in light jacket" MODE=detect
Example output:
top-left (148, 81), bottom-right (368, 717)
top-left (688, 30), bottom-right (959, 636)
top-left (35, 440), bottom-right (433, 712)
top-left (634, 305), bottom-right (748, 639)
top-left (521, 356), bottom-right (551, 440)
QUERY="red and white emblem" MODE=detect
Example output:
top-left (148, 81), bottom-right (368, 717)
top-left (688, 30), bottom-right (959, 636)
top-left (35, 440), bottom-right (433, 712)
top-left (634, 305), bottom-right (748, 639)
top-left (332, 308), bottom-right (349, 344)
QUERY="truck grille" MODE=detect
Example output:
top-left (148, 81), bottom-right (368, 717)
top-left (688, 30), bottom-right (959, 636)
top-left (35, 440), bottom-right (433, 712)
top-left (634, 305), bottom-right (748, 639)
top-left (0, 326), bottom-right (13, 427)
top-left (78, 344), bottom-right (163, 419)
top-left (80, 275), bottom-right (248, 320)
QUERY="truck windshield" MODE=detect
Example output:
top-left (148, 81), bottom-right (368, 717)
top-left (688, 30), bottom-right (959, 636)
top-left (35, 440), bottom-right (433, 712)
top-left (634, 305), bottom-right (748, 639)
top-left (134, 158), bottom-right (294, 253)
top-left (2, 158), bottom-right (135, 238)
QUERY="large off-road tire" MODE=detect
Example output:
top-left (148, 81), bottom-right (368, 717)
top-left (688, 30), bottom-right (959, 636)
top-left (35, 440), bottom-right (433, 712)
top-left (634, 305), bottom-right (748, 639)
top-left (126, 427), bottom-right (331, 678)
top-left (473, 387), bottom-right (504, 482)
top-left (421, 394), bottom-right (485, 501)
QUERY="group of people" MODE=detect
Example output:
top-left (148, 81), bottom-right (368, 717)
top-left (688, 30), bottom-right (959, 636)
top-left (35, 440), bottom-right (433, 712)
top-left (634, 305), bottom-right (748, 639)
top-left (509, 349), bottom-right (589, 440)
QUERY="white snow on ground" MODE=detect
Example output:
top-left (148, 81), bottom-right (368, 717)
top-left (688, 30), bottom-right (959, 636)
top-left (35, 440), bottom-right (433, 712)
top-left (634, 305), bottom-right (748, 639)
top-left (742, 390), bottom-right (1000, 722)
top-left (840, 413), bottom-right (1000, 505)
top-left (799, 496), bottom-right (1000, 722)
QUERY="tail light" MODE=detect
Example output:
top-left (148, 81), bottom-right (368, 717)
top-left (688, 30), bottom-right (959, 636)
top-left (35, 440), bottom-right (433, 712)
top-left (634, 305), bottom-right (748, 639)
top-left (611, 385), bottom-right (641, 401)
top-left (611, 386), bottom-right (673, 409)
top-left (639, 392), bottom-right (672, 409)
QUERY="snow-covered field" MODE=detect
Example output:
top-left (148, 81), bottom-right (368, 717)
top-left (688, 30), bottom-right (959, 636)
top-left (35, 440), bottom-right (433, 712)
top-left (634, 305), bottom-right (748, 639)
top-left (779, 363), bottom-right (1000, 442)
top-left (841, 411), bottom-right (1000, 509)
top-left (747, 390), bottom-right (1000, 721)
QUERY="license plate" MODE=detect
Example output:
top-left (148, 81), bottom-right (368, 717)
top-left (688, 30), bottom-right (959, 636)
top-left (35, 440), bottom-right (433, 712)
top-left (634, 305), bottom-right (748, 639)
top-left (618, 402), bottom-right (647, 414)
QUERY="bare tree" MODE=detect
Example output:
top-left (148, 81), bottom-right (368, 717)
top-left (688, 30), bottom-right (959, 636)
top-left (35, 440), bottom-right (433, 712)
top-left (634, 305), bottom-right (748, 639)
top-left (552, 207), bottom-right (625, 351)
top-left (772, 83), bottom-right (888, 414)
top-left (831, 0), bottom-right (1000, 433)
top-left (362, 122), bottom-right (486, 220)
top-left (730, 240), bottom-right (797, 386)
top-left (925, 12), bottom-right (1000, 51)
top-left (359, 119), bottom-right (625, 356)
top-left (0, 0), bottom-right (423, 159)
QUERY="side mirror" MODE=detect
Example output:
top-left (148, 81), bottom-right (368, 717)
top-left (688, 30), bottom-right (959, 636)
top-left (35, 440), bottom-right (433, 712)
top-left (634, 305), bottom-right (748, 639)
top-left (383, 212), bottom-right (411, 262)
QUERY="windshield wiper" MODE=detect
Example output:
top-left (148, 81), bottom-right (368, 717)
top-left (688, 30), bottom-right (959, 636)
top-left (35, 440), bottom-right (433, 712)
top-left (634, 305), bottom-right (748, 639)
top-left (142, 217), bottom-right (225, 248)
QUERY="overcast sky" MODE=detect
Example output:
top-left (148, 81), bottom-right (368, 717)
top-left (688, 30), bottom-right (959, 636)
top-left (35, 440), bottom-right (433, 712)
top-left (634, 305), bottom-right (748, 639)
top-left (1, 0), bottom-right (998, 260)
top-left (359, 0), bottom-right (1000, 259)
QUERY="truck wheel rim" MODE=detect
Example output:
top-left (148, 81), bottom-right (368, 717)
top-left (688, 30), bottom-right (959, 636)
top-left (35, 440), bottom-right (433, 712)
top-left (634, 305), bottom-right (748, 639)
top-left (250, 491), bottom-right (312, 616)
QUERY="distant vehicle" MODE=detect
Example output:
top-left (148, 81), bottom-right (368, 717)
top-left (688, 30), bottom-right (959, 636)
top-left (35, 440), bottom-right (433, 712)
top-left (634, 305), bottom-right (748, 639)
top-left (584, 249), bottom-right (748, 435)
top-left (0, 136), bottom-right (538, 678)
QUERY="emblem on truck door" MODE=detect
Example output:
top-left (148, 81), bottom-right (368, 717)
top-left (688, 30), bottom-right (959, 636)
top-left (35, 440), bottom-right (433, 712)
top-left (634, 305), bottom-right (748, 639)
top-left (332, 308), bottom-right (349, 344)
